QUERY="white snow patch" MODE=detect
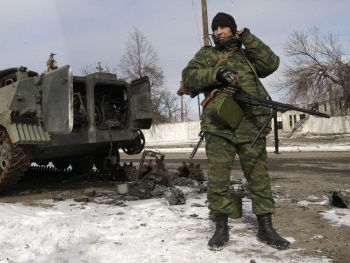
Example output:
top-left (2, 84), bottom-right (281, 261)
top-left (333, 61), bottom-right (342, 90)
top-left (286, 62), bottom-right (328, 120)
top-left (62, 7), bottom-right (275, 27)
top-left (0, 194), bottom-right (336, 263)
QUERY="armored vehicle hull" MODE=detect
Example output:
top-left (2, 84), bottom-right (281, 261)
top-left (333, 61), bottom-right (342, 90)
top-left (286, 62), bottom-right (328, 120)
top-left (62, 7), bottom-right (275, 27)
top-left (0, 65), bottom-right (153, 191)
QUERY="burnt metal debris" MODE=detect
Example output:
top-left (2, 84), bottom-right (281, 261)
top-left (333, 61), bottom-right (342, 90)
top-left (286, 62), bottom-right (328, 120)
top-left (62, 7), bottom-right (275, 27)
top-left (329, 191), bottom-right (349, 208)
top-left (123, 150), bottom-right (206, 200)
top-left (24, 149), bottom-right (251, 208)
top-left (134, 150), bottom-right (174, 188)
top-left (25, 149), bottom-right (207, 204)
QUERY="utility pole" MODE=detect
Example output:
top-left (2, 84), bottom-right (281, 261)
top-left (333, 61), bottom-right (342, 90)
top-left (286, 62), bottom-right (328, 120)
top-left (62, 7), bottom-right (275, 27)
top-left (201, 0), bottom-right (210, 46)
top-left (179, 0), bottom-right (209, 121)
top-left (196, 0), bottom-right (209, 119)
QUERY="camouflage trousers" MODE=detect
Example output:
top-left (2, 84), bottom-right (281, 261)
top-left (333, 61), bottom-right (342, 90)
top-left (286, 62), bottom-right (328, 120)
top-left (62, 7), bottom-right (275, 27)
top-left (205, 132), bottom-right (275, 218)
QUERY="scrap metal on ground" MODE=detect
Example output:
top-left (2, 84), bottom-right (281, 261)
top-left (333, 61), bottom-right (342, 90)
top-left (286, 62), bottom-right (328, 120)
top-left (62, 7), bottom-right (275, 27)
top-left (24, 149), bottom-right (207, 201)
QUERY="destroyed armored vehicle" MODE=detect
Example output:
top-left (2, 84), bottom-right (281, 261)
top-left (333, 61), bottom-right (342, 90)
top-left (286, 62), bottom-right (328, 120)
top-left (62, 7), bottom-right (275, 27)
top-left (0, 58), bottom-right (153, 191)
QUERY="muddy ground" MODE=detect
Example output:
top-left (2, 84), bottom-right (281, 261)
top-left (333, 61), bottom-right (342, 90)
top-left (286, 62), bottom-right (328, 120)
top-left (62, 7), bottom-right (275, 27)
top-left (0, 149), bottom-right (349, 263)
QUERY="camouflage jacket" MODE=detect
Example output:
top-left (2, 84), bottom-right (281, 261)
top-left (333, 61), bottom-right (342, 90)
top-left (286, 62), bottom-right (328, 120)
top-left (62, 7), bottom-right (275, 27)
top-left (182, 33), bottom-right (279, 143)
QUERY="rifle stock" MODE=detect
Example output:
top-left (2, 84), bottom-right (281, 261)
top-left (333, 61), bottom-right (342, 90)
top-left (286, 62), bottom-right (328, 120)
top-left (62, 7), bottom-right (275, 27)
top-left (200, 93), bottom-right (212, 107)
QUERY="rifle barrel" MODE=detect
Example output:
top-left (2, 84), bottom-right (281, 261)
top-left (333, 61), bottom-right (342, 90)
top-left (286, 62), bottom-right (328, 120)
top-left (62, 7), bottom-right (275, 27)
top-left (234, 93), bottom-right (330, 118)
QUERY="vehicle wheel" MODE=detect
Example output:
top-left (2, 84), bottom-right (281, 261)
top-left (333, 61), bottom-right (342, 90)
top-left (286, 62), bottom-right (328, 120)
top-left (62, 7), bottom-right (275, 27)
top-left (0, 132), bottom-right (11, 172)
top-left (0, 130), bottom-right (31, 191)
top-left (122, 130), bottom-right (145, 155)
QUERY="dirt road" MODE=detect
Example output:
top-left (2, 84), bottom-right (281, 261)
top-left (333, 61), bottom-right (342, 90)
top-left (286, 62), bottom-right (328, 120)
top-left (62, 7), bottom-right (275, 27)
top-left (0, 151), bottom-right (349, 262)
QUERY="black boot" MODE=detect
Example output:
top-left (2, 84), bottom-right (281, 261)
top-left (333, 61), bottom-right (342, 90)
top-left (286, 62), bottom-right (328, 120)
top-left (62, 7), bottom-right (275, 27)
top-left (207, 214), bottom-right (229, 251)
top-left (257, 214), bottom-right (290, 250)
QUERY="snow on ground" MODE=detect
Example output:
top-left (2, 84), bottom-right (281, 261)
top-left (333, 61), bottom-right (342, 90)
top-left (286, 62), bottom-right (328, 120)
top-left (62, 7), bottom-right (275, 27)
top-left (1, 189), bottom-right (345, 263)
top-left (321, 209), bottom-right (350, 227)
top-left (299, 197), bottom-right (350, 227)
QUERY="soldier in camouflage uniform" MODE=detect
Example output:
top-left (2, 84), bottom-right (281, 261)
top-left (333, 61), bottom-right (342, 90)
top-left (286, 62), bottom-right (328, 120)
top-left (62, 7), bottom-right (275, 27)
top-left (182, 12), bottom-right (290, 251)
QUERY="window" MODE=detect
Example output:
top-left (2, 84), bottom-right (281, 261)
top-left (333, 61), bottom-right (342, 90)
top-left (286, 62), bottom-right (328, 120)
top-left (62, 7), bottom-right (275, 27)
top-left (276, 121), bottom-right (283, 129)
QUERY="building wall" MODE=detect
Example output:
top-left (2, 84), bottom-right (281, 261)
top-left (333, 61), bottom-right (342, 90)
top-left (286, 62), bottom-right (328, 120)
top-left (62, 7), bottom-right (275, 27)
top-left (274, 111), bottom-right (308, 132)
top-left (143, 115), bottom-right (350, 146)
top-left (300, 115), bottom-right (350, 134)
top-left (142, 121), bottom-right (201, 147)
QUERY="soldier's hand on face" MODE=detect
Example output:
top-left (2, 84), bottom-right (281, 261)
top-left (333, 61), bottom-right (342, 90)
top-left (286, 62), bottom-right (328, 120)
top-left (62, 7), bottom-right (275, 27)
top-left (235, 28), bottom-right (251, 40)
top-left (216, 68), bottom-right (238, 85)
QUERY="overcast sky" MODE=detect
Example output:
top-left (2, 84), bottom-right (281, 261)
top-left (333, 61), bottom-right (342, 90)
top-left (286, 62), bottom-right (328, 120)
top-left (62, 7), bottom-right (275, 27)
top-left (1, 0), bottom-right (350, 119)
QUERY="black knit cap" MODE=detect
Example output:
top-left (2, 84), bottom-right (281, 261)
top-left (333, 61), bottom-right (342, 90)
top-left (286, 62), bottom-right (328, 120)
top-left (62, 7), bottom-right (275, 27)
top-left (211, 12), bottom-right (237, 33)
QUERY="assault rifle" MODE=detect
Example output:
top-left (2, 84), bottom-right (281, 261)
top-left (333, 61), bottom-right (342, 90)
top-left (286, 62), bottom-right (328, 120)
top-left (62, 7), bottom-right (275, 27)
top-left (231, 85), bottom-right (330, 153)
top-left (189, 85), bottom-right (331, 157)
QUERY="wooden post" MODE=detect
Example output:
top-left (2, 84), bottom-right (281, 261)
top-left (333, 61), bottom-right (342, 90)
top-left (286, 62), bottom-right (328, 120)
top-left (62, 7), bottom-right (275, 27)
top-left (201, 0), bottom-right (209, 46)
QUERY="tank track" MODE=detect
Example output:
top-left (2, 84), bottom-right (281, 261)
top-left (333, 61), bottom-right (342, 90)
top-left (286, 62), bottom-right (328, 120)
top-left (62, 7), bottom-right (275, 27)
top-left (0, 130), bottom-right (31, 192)
top-left (24, 165), bottom-right (126, 182)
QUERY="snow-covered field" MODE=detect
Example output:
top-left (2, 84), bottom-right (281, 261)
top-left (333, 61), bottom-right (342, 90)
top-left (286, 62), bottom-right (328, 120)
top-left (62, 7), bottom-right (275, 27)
top-left (1, 190), bottom-right (345, 263)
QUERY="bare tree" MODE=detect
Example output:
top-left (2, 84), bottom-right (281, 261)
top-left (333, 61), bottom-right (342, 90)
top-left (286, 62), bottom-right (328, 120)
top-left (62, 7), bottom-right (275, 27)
top-left (274, 27), bottom-right (350, 115)
top-left (118, 28), bottom-right (183, 122)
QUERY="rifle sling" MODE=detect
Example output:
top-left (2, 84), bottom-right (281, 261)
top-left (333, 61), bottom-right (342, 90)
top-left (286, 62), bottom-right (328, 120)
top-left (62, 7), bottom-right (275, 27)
top-left (239, 48), bottom-right (271, 99)
top-left (239, 48), bottom-right (279, 153)
top-left (200, 50), bottom-right (236, 106)
top-left (215, 50), bottom-right (235, 68)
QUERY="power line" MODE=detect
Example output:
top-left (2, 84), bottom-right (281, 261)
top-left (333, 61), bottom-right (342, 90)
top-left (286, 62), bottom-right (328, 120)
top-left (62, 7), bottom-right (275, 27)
top-left (191, 0), bottom-right (203, 48)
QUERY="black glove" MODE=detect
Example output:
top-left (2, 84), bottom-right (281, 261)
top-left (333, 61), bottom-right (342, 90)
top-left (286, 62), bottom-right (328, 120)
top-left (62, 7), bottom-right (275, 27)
top-left (237, 28), bottom-right (251, 41)
top-left (241, 28), bottom-right (251, 37)
top-left (216, 68), bottom-right (237, 85)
